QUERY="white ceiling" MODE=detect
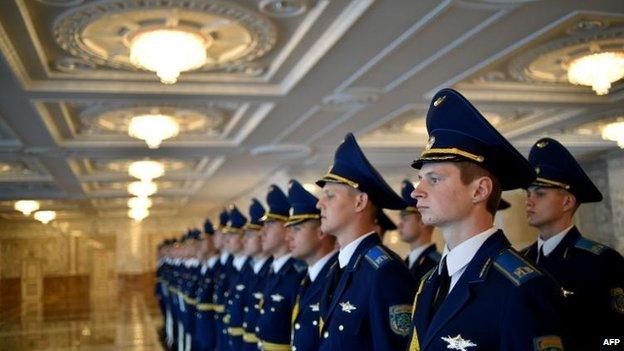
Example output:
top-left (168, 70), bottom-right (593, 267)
top-left (0, 0), bottom-right (623, 223)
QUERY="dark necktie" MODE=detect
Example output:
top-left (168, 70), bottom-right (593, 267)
top-left (327, 265), bottom-right (343, 303)
top-left (430, 257), bottom-right (450, 318)
top-left (536, 246), bottom-right (545, 265)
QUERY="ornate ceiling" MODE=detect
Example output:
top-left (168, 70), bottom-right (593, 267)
top-left (0, 0), bottom-right (622, 224)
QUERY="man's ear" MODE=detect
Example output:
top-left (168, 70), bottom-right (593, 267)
top-left (561, 191), bottom-right (577, 212)
top-left (472, 176), bottom-right (493, 204)
top-left (354, 192), bottom-right (369, 212)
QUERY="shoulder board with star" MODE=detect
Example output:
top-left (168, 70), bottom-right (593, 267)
top-left (493, 249), bottom-right (542, 287)
top-left (574, 237), bottom-right (607, 255)
top-left (427, 250), bottom-right (441, 263)
top-left (365, 245), bottom-right (392, 269)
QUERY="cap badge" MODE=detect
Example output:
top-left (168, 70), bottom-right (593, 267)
top-left (433, 95), bottom-right (447, 107)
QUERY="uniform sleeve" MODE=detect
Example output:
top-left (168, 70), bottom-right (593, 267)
top-left (368, 262), bottom-right (417, 351)
top-left (501, 277), bottom-right (566, 350)
top-left (600, 250), bottom-right (624, 339)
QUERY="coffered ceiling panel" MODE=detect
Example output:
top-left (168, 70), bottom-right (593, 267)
top-left (0, 0), bottom-right (623, 223)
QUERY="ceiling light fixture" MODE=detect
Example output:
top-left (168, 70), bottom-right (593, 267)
top-left (567, 52), bottom-right (624, 95)
top-left (128, 181), bottom-right (158, 197)
top-left (128, 114), bottom-right (180, 149)
top-left (128, 207), bottom-right (149, 222)
top-left (601, 121), bottom-right (624, 148)
top-left (130, 29), bottom-right (208, 84)
top-left (34, 210), bottom-right (56, 224)
top-left (128, 160), bottom-right (165, 181)
top-left (14, 200), bottom-right (40, 216)
top-left (128, 197), bottom-right (153, 209)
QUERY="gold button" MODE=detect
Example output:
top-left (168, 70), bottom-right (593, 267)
top-left (295, 323), bottom-right (300, 330)
top-left (270, 307), bottom-right (275, 312)
top-left (312, 320), bottom-right (318, 326)
top-left (244, 307), bottom-right (249, 312)
top-left (243, 323), bottom-right (247, 328)
top-left (323, 331), bottom-right (329, 338)
top-left (292, 347), bottom-right (297, 351)
top-left (339, 325), bottom-right (344, 331)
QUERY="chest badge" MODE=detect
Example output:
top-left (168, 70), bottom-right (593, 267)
top-left (236, 284), bottom-right (245, 291)
top-left (340, 301), bottom-right (357, 313)
top-left (309, 303), bottom-right (319, 312)
top-left (271, 293), bottom-right (285, 302)
top-left (441, 335), bottom-right (476, 351)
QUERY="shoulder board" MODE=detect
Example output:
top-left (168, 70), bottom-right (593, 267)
top-left (574, 237), bottom-right (607, 255)
top-left (427, 250), bottom-right (442, 263)
top-left (493, 249), bottom-right (542, 287)
top-left (365, 246), bottom-right (392, 269)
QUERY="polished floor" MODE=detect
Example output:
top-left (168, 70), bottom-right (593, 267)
top-left (0, 275), bottom-right (164, 351)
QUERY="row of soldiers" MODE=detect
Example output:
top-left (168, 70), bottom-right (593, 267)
top-left (155, 88), bottom-right (624, 351)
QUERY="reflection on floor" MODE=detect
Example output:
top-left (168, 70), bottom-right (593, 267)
top-left (0, 275), bottom-right (164, 350)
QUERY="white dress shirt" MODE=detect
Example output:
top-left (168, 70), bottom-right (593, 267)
top-left (538, 225), bottom-right (574, 257)
top-left (233, 255), bottom-right (248, 271)
top-left (271, 254), bottom-right (292, 273)
top-left (253, 256), bottom-right (270, 274)
top-left (440, 227), bottom-right (498, 293)
top-left (338, 232), bottom-right (375, 268)
top-left (408, 243), bottom-right (435, 268)
top-left (308, 251), bottom-right (337, 282)
top-left (219, 252), bottom-right (230, 265)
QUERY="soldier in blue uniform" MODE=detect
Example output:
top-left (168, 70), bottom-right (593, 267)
top-left (241, 199), bottom-right (274, 351)
top-left (213, 210), bottom-right (234, 351)
top-left (222, 205), bottom-right (253, 350)
top-left (256, 185), bottom-right (307, 351)
top-left (398, 179), bottom-right (440, 283)
top-left (286, 180), bottom-right (338, 351)
top-left (523, 137), bottom-right (624, 350)
top-left (406, 88), bottom-right (566, 351)
top-left (179, 229), bottom-right (202, 351)
top-left (315, 133), bottom-right (416, 351)
top-left (194, 219), bottom-right (221, 351)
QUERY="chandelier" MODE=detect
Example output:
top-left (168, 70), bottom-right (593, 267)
top-left (128, 114), bottom-right (180, 148)
top-left (34, 210), bottom-right (56, 224)
top-left (128, 197), bottom-right (153, 209)
top-left (14, 200), bottom-right (40, 216)
top-left (130, 29), bottom-right (208, 84)
top-left (128, 207), bottom-right (149, 222)
top-left (128, 160), bottom-right (165, 181)
top-left (602, 121), bottom-right (624, 148)
top-left (128, 181), bottom-right (158, 197)
top-left (567, 52), bottom-right (624, 95)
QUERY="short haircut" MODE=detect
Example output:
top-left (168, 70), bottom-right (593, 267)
top-left (455, 161), bottom-right (501, 216)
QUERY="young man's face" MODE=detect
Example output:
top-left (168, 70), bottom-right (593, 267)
top-left (316, 183), bottom-right (358, 236)
top-left (261, 220), bottom-right (288, 255)
top-left (213, 231), bottom-right (224, 250)
top-left (198, 236), bottom-right (214, 255)
top-left (227, 233), bottom-right (244, 254)
top-left (525, 186), bottom-right (570, 229)
top-left (398, 212), bottom-right (423, 243)
top-left (412, 162), bottom-right (474, 227)
top-left (287, 220), bottom-right (322, 261)
top-left (243, 229), bottom-right (263, 257)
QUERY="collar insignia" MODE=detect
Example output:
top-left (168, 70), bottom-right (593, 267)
top-left (271, 293), bottom-right (284, 302)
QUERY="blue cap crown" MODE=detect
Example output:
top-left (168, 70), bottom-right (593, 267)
top-left (225, 205), bottom-right (247, 234)
top-left (260, 184), bottom-right (290, 222)
top-left (245, 198), bottom-right (265, 231)
top-left (217, 209), bottom-right (229, 231)
top-left (412, 88), bottom-right (535, 191)
top-left (400, 179), bottom-right (418, 212)
top-left (316, 133), bottom-right (405, 209)
top-left (203, 218), bottom-right (215, 236)
top-left (528, 137), bottom-right (602, 203)
top-left (286, 180), bottom-right (321, 227)
top-left (376, 210), bottom-right (397, 231)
